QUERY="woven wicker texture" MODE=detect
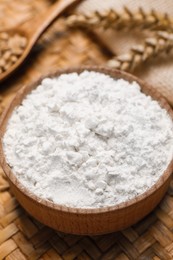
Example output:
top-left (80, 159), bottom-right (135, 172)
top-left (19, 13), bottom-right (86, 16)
top-left (1, 0), bottom-right (173, 259)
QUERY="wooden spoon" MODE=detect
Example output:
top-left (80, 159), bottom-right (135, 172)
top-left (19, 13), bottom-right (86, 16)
top-left (0, 0), bottom-right (81, 82)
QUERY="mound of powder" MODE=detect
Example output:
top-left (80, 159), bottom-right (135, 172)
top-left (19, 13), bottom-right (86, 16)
top-left (3, 71), bottom-right (173, 208)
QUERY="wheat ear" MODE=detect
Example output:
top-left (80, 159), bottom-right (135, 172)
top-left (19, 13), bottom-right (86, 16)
top-left (66, 8), bottom-right (173, 31)
top-left (106, 31), bottom-right (173, 71)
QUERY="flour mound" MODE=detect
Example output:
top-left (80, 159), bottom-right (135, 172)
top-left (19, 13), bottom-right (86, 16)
top-left (3, 71), bottom-right (173, 208)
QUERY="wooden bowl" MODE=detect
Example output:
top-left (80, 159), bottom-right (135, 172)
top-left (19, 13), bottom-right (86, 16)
top-left (0, 66), bottom-right (173, 235)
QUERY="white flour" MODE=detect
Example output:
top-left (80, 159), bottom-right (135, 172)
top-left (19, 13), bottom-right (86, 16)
top-left (3, 71), bottom-right (173, 208)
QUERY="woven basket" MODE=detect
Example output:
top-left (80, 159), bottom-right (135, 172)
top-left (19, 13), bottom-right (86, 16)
top-left (0, 66), bottom-right (173, 235)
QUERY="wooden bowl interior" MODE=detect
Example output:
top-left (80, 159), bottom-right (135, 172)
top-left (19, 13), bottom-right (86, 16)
top-left (0, 66), bottom-right (173, 219)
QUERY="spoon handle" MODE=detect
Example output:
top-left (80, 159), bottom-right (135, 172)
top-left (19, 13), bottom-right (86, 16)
top-left (21, 0), bottom-right (82, 39)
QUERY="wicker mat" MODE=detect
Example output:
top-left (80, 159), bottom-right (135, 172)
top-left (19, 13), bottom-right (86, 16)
top-left (1, 1), bottom-right (173, 259)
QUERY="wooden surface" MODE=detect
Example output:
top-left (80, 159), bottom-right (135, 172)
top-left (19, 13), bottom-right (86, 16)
top-left (1, 0), bottom-right (173, 259)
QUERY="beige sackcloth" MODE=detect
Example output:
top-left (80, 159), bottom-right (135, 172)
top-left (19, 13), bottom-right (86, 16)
top-left (76, 0), bottom-right (173, 105)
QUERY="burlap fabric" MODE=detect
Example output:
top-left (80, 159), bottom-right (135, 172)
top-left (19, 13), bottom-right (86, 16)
top-left (77, 0), bottom-right (173, 105)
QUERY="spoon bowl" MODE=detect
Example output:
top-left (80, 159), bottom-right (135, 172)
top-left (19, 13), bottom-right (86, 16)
top-left (0, 0), bottom-right (81, 82)
top-left (0, 30), bottom-right (28, 81)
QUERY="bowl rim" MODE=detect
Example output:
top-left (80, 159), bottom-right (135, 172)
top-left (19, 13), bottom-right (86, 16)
top-left (0, 66), bottom-right (173, 214)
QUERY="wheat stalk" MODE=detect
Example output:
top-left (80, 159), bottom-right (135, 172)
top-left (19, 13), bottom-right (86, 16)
top-left (66, 8), bottom-right (173, 31)
top-left (66, 8), bottom-right (173, 72)
top-left (107, 31), bottom-right (173, 71)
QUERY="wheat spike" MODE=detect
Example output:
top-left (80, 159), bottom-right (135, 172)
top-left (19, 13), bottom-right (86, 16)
top-left (107, 31), bottom-right (173, 71)
top-left (66, 7), bottom-right (173, 31)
